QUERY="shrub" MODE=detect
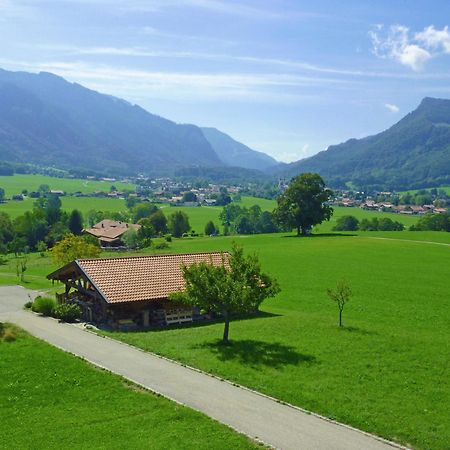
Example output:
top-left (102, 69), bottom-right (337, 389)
top-left (154, 242), bottom-right (169, 250)
top-left (3, 327), bottom-right (17, 342)
top-left (53, 303), bottom-right (82, 322)
top-left (24, 301), bottom-right (33, 309)
top-left (31, 296), bottom-right (57, 316)
top-left (165, 234), bottom-right (172, 242)
top-left (333, 215), bottom-right (359, 231)
top-left (0, 322), bottom-right (4, 337)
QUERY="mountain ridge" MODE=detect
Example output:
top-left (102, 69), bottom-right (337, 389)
top-left (0, 68), bottom-right (275, 176)
top-left (276, 97), bottom-right (450, 190)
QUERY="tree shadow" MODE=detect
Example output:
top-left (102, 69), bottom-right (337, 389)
top-left (340, 326), bottom-right (378, 336)
top-left (197, 339), bottom-right (316, 369)
top-left (103, 311), bottom-right (282, 334)
top-left (282, 233), bottom-right (357, 238)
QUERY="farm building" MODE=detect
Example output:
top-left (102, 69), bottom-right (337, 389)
top-left (47, 252), bottom-right (229, 329)
top-left (83, 219), bottom-right (141, 247)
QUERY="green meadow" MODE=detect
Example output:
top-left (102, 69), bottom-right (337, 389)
top-left (0, 327), bottom-right (257, 450)
top-left (1, 231), bottom-right (449, 449)
top-left (100, 233), bottom-right (449, 450)
top-left (0, 174), bottom-right (133, 196)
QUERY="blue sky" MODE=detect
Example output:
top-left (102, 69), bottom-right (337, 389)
top-left (2, 0), bottom-right (450, 162)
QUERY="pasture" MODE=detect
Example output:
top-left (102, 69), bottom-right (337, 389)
top-left (0, 174), bottom-right (133, 196)
top-left (0, 327), bottom-right (256, 449)
top-left (1, 231), bottom-right (449, 448)
top-left (101, 233), bottom-right (449, 450)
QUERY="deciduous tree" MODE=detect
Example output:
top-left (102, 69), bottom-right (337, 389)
top-left (51, 234), bottom-right (101, 265)
top-left (171, 244), bottom-right (280, 344)
top-left (274, 173), bottom-right (333, 235)
top-left (326, 279), bottom-right (352, 327)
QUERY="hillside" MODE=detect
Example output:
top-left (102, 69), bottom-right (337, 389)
top-left (0, 69), bottom-right (271, 177)
top-left (277, 97), bottom-right (450, 190)
top-left (201, 127), bottom-right (277, 171)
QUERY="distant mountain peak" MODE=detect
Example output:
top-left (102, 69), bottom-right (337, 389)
top-left (0, 68), bottom-right (276, 176)
top-left (201, 127), bottom-right (277, 171)
top-left (274, 97), bottom-right (450, 190)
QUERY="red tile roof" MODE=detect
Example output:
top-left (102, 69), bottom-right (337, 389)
top-left (77, 253), bottom-right (229, 304)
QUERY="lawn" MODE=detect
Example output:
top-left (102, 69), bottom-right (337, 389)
top-left (95, 233), bottom-right (449, 450)
top-left (0, 174), bottom-right (134, 196)
top-left (0, 196), bottom-right (128, 219)
top-left (0, 326), bottom-right (257, 450)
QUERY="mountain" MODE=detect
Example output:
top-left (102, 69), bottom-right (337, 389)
top-left (277, 97), bottom-right (450, 190)
top-left (0, 68), bottom-right (270, 177)
top-left (200, 127), bottom-right (277, 171)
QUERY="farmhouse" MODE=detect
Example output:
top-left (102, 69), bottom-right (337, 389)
top-left (47, 252), bottom-right (228, 329)
top-left (83, 219), bottom-right (141, 247)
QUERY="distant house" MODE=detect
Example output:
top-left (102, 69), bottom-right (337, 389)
top-left (47, 252), bottom-right (229, 329)
top-left (84, 220), bottom-right (141, 247)
top-left (50, 190), bottom-right (65, 196)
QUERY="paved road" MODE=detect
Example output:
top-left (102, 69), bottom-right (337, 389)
top-left (0, 286), bottom-right (403, 450)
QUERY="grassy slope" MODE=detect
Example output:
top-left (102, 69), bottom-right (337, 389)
top-left (97, 234), bottom-right (450, 450)
top-left (0, 326), bottom-right (257, 450)
top-left (0, 197), bottom-right (128, 219)
top-left (0, 174), bottom-right (133, 196)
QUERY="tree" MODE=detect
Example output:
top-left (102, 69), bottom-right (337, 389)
top-left (333, 215), bottom-right (359, 231)
top-left (132, 203), bottom-right (158, 222)
top-left (168, 211), bottom-right (190, 238)
top-left (182, 191), bottom-right (198, 202)
top-left (0, 187), bottom-right (5, 202)
top-left (68, 210), bottom-right (84, 235)
top-left (326, 279), bottom-right (352, 327)
top-left (171, 244), bottom-right (280, 344)
top-left (122, 228), bottom-right (139, 249)
top-left (51, 234), bottom-right (101, 265)
top-left (204, 221), bottom-right (218, 236)
top-left (147, 210), bottom-right (168, 235)
top-left (274, 173), bottom-right (333, 235)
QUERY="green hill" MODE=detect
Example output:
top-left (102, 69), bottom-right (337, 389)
top-left (277, 97), bottom-right (450, 190)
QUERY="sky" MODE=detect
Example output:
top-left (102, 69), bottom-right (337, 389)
top-left (1, 0), bottom-right (450, 162)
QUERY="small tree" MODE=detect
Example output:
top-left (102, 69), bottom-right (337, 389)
top-left (171, 244), bottom-right (280, 344)
top-left (204, 221), bottom-right (218, 236)
top-left (168, 211), bottom-right (190, 238)
top-left (326, 279), bottom-right (352, 327)
top-left (122, 228), bottom-right (139, 250)
top-left (68, 209), bottom-right (84, 235)
top-left (333, 215), bottom-right (359, 231)
top-left (51, 234), bottom-right (101, 265)
top-left (15, 256), bottom-right (28, 281)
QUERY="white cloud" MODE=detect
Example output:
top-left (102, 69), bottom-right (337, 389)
top-left (415, 25), bottom-right (450, 53)
top-left (384, 103), bottom-right (399, 113)
top-left (370, 24), bottom-right (431, 71)
top-left (370, 24), bottom-right (450, 71)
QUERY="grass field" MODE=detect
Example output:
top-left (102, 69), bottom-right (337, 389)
top-left (97, 233), bottom-right (449, 450)
top-left (0, 326), bottom-right (257, 449)
top-left (0, 196), bottom-right (128, 219)
top-left (0, 174), bottom-right (134, 196)
top-left (1, 231), bottom-right (450, 449)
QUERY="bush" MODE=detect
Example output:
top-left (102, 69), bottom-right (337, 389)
top-left (165, 234), bottom-right (172, 242)
top-left (3, 327), bottom-right (17, 342)
top-left (24, 301), bottom-right (33, 309)
top-left (31, 296), bottom-right (57, 316)
top-left (154, 242), bottom-right (169, 250)
top-left (333, 215), bottom-right (359, 231)
top-left (53, 303), bottom-right (82, 322)
top-left (0, 322), bottom-right (4, 337)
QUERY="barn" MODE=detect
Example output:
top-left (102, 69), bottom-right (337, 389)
top-left (47, 252), bottom-right (228, 329)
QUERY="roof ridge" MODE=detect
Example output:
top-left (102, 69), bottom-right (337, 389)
top-left (78, 251), bottom-right (229, 263)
